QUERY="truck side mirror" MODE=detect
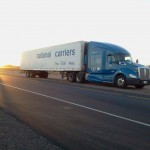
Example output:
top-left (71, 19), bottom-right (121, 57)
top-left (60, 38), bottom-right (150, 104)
top-left (136, 59), bottom-right (139, 63)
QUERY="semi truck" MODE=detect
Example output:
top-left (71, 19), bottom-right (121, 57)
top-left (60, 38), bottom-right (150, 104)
top-left (20, 41), bottom-right (150, 88)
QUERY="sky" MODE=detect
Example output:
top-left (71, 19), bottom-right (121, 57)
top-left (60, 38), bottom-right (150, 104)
top-left (0, 0), bottom-right (150, 67)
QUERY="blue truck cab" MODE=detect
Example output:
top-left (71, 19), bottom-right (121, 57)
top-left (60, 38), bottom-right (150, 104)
top-left (85, 41), bottom-right (150, 88)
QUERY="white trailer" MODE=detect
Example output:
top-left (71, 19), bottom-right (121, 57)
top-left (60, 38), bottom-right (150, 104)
top-left (20, 41), bottom-right (86, 80)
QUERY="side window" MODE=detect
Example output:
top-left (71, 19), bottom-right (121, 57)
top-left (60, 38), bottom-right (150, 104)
top-left (91, 53), bottom-right (101, 66)
top-left (107, 54), bottom-right (116, 64)
top-left (106, 50), bottom-right (118, 70)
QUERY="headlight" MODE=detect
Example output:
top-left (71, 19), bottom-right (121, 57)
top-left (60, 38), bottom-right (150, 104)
top-left (129, 74), bottom-right (137, 78)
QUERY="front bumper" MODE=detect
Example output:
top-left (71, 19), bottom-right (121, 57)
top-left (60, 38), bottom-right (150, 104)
top-left (126, 78), bottom-right (150, 86)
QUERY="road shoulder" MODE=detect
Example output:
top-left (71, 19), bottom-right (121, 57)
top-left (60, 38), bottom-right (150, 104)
top-left (0, 108), bottom-right (63, 150)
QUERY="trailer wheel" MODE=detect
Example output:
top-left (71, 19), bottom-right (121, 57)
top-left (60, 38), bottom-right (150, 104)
top-left (115, 75), bottom-right (127, 88)
top-left (30, 71), bottom-right (36, 78)
top-left (43, 71), bottom-right (48, 78)
top-left (68, 72), bottom-right (76, 82)
top-left (39, 72), bottom-right (43, 78)
top-left (26, 71), bottom-right (30, 77)
top-left (76, 72), bottom-right (85, 83)
top-left (39, 71), bottom-right (48, 78)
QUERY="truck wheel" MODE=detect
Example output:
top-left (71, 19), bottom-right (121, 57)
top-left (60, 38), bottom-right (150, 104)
top-left (76, 72), bottom-right (85, 83)
top-left (68, 72), bottom-right (76, 82)
top-left (39, 71), bottom-right (48, 78)
top-left (43, 71), bottom-right (48, 78)
top-left (26, 71), bottom-right (30, 77)
top-left (135, 85), bottom-right (145, 89)
top-left (30, 71), bottom-right (36, 78)
top-left (115, 75), bottom-right (127, 88)
top-left (39, 72), bottom-right (43, 78)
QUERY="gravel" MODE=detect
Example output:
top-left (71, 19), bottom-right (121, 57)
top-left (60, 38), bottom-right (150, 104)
top-left (0, 109), bottom-right (64, 150)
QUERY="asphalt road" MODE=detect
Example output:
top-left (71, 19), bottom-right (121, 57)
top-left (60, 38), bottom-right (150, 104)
top-left (0, 74), bottom-right (150, 150)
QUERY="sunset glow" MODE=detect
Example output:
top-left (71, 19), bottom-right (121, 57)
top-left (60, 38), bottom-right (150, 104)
top-left (0, 0), bottom-right (150, 67)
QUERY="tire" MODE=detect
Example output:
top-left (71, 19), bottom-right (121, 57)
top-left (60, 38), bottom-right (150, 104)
top-left (43, 71), bottom-right (48, 78)
top-left (76, 72), bottom-right (85, 83)
top-left (30, 71), bottom-right (36, 78)
top-left (39, 72), bottom-right (43, 78)
top-left (39, 71), bottom-right (48, 78)
top-left (135, 85), bottom-right (145, 89)
top-left (115, 75), bottom-right (127, 88)
top-left (26, 71), bottom-right (30, 77)
top-left (68, 72), bottom-right (76, 82)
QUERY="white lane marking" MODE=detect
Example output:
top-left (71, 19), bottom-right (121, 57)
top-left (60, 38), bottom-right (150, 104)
top-left (1, 83), bottom-right (150, 127)
top-left (127, 95), bottom-right (150, 100)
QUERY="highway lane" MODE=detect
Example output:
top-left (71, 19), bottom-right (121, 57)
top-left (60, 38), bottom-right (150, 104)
top-left (0, 75), bottom-right (150, 150)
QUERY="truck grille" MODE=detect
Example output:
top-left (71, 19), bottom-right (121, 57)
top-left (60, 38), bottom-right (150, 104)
top-left (138, 67), bottom-right (150, 80)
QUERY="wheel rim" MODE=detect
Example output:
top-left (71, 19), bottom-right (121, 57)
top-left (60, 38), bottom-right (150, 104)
top-left (76, 75), bottom-right (81, 82)
top-left (69, 73), bottom-right (74, 81)
top-left (117, 78), bottom-right (125, 87)
top-left (69, 75), bottom-right (73, 81)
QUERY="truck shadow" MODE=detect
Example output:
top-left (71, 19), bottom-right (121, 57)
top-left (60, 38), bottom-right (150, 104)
top-left (86, 82), bottom-right (144, 90)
